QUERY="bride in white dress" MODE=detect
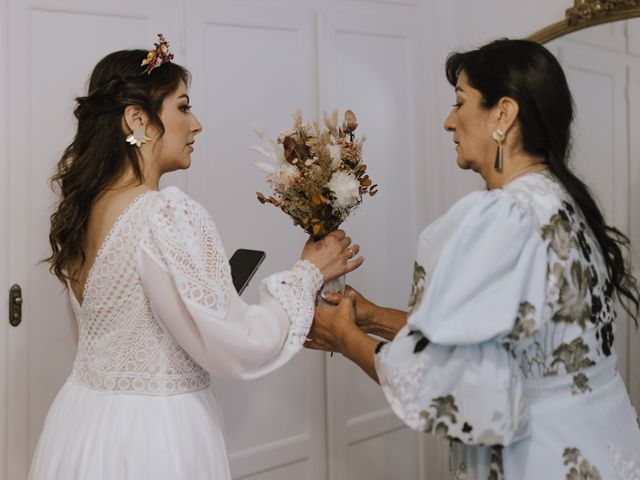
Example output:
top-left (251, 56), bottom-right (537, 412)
top-left (29, 37), bottom-right (363, 480)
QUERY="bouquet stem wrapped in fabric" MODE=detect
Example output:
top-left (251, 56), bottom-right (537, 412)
top-left (252, 109), bottom-right (377, 240)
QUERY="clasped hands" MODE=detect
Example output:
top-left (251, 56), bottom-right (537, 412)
top-left (302, 231), bottom-right (407, 358)
top-left (304, 286), bottom-right (377, 355)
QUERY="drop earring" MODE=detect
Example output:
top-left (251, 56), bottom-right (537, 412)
top-left (492, 128), bottom-right (505, 171)
top-left (126, 128), bottom-right (151, 148)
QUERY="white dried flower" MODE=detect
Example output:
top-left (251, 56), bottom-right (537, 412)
top-left (274, 163), bottom-right (300, 190)
top-left (327, 171), bottom-right (360, 210)
top-left (329, 144), bottom-right (342, 169)
top-left (251, 124), bottom-right (286, 173)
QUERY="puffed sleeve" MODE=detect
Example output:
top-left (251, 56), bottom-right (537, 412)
top-left (374, 190), bottom-right (547, 446)
top-left (136, 187), bottom-right (324, 380)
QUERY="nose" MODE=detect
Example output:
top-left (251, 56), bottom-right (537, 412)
top-left (444, 108), bottom-right (456, 132)
top-left (192, 114), bottom-right (203, 135)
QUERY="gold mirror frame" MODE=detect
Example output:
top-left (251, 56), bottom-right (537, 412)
top-left (528, 0), bottom-right (640, 43)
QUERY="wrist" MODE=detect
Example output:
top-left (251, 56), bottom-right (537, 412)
top-left (366, 307), bottom-right (407, 340)
top-left (294, 259), bottom-right (324, 291)
top-left (356, 302), bottom-right (379, 333)
top-left (337, 322), bottom-right (366, 358)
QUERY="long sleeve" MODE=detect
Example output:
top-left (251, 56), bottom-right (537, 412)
top-left (137, 187), bottom-right (323, 380)
top-left (375, 190), bottom-right (548, 446)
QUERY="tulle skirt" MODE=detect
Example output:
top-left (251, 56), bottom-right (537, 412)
top-left (29, 378), bottom-right (231, 480)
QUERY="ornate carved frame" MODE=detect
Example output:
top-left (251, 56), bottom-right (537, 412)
top-left (528, 0), bottom-right (640, 43)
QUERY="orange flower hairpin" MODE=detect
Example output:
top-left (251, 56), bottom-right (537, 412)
top-left (141, 33), bottom-right (174, 75)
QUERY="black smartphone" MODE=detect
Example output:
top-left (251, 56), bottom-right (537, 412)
top-left (229, 249), bottom-right (266, 295)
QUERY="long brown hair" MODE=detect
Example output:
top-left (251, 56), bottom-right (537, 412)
top-left (446, 39), bottom-right (639, 324)
top-left (47, 49), bottom-right (190, 284)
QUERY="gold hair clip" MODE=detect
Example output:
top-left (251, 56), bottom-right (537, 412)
top-left (141, 33), bottom-right (174, 75)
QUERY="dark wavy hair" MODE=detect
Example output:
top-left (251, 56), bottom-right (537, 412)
top-left (445, 38), bottom-right (639, 324)
top-left (47, 49), bottom-right (190, 284)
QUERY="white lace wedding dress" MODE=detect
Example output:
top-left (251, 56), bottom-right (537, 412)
top-left (29, 187), bottom-right (323, 480)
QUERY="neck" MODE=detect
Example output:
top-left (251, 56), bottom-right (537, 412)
top-left (111, 163), bottom-right (161, 192)
top-left (484, 152), bottom-right (547, 190)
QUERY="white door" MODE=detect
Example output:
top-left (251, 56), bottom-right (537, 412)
top-left (183, 2), bottom-right (427, 478)
top-left (3, 1), bottom-right (180, 478)
top-left (318, 9), bottom-right (426, 480)
top-left (184, 3), bottom-right (327, 478)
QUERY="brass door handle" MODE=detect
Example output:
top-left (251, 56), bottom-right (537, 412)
top-left (9, 284), bottom-right (22, 327)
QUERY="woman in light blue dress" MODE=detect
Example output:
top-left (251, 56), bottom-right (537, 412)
top-left (306, 39), bottom-right (640, 478)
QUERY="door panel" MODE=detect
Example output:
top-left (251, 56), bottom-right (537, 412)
top-left (184, 4), bottom-right (326, 479)
top-left (319, 10), bottom-right (424, 480)
top-left (6, 1), bottom-right (178, 477)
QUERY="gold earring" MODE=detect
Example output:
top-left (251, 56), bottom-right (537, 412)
top-left (492, 129), bottom-right (505, 171)
top-left (126, 128), bottom-right (151, 148)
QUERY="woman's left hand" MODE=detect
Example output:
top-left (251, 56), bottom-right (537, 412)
top-left (305, 296), bottom-right (359, 354)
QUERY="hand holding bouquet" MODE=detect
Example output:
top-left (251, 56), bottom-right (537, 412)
top-left (251, 109), bottom-right (377, 240)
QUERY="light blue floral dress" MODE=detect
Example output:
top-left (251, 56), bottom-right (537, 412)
top-left (375, 171), bottom-right (640, 479)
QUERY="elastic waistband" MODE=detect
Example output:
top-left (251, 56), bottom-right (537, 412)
top-left (522, 355), bottom-right (619, 402)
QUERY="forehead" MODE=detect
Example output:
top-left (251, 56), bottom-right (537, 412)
top-left (167, 80), bottom-right (188, 99)
top-left (455, 71), bottom-right (470, 92)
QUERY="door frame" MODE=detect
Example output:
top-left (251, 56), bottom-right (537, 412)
top-left (0, 0), bottom-right (10, 477)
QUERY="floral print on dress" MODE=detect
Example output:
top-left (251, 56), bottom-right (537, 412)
top-left (503, 178), bottom-right (616, 382)
top-left (488, 446), bottom-right (504, 480)
top-left (408, 329), bottom-right (429, 353)
top-left (572, 372), bottom-right (591, 395)
top-left (550, 338), bottom-right (595, 375)
top-left (408, 262), bottom-right (427, 313)
top-left (563, 448), bottom-right (602, 480)
top-left (542, 209), bottom-right (577, 260)
top-left (504, 302), bottom-right (538, 343)
top-left (375, 171), bottom-right (640, 479)
top-left (608, 443), bottom-right (640, 480)
top-left (419, 395), bottom-right (461, 440)
top-left (552, 261), bottom-right (593, 329)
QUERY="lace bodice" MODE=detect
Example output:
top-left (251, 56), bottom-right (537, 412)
top-left (70, 188), bottom-right (323, 394)
top-left (70, 192), bottom-right (210, 395)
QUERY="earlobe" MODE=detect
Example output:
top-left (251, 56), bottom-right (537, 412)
top-left (122, 105), bottom-right (152, 147)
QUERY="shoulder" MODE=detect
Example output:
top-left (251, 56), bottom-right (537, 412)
top-left (145, 186), bottom-right (219, 243)
top-left (147, 186), bottom-right (211, 219)
top-left (419, 188), bottom-right (544, 263)
top-left (502, 171), bottom-right (572, 227)
top-left (410, 185), bottom-right (551, 343)
top-left (148, 186), bottom-right (201, 208)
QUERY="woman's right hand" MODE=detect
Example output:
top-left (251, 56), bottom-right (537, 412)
top-left (301, 230), bottom-right (364, 282)
top-left (321, 285), bottom-right (378, 333)
top-left (323, 285), bottom-right (407, 341)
